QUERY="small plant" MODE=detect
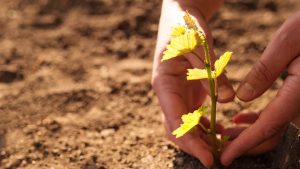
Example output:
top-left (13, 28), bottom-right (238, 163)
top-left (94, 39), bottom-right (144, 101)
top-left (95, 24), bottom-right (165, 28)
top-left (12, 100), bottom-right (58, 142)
top-left (161, 11), bottom-right (232, 167)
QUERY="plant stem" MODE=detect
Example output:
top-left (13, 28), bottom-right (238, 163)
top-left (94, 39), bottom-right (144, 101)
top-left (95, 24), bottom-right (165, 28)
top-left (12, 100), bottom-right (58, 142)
top-left (202, 41), bottom-right (219, 160)
top-left (191, 39), bottom-right (220, 163)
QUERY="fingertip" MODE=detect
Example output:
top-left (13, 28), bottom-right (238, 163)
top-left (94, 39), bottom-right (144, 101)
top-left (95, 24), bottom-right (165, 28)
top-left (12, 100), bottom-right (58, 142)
top-left (217, 81), bottom-right (235, 103)
top-left (220, 149), bottom-right (234, 167)
top-left (196, 151), bottom-right (214, 168)
top-left (232, 115), bottom-right (239, 123)
top-left (232, 112), bottom-right (258, 124)
top-left (220, 156), bottom-right (232, 167)
top-left (236, 82), bottom-right (255, 101)
top-left (188, 137), bottom-right (214, 168)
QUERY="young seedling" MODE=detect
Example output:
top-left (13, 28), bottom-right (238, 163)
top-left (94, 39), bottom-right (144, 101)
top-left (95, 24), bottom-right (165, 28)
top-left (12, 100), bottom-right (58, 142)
top-left (161, 11), bottom-right (232, 167)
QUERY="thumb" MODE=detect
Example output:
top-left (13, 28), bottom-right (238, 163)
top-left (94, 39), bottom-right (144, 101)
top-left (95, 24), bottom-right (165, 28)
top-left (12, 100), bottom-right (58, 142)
top-left (237, 13), bottom-right (300, 101)
top-left (221, 56), bottom-right (300, 165)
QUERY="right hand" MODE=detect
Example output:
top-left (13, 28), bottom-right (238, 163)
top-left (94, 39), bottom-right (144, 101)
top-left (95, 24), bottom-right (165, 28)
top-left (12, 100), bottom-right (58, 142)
top-left (221, 12), bottom-right (300, 166)
top-left (152, 1), bottom-right (234, 167)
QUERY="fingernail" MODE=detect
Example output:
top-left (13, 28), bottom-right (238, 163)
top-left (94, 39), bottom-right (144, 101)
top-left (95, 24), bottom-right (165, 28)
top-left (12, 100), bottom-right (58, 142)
top-left (237, 82), bottom-right (255, 101)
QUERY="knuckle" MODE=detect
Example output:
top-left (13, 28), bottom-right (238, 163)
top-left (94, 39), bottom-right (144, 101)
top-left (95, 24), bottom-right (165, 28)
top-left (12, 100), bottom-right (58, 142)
top-left (251, 60), bottom-right (274, 83)
top-left (277, 75), bottom-right (300, 102)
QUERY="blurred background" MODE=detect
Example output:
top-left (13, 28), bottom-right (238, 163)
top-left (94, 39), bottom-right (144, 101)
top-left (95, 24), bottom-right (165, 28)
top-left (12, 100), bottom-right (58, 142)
top-left (0, 0), bottom-right (299, 168)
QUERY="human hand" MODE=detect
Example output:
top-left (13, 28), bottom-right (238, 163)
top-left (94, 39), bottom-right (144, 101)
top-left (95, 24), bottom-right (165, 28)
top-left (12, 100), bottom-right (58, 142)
top-left (221, 12), bottom-right (300, 166)
top-left (152, 0), bottom-right (234, 167)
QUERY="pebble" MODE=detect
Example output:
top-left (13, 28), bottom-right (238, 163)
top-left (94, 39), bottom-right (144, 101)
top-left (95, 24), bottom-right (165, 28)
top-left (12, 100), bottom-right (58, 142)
top-left (100, 128), bottom-right (115, 137)
top-left (141, 155), bottom-right (153, 164)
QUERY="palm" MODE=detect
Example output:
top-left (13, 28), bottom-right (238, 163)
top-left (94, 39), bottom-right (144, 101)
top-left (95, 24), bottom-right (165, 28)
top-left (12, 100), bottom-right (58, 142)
top-left (156, 56), bottom-right (207, 114)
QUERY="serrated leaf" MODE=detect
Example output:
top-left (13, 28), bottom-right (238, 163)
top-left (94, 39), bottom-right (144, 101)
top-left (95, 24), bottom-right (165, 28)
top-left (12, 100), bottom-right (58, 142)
top-left (172, 106), bottom-right (207, 138)
top-left (161, 29), bottom-right (201, 62)
top-left (187, 68), bottom-right (210, 80)
top-left (214, 51), bottom-right (232, 77)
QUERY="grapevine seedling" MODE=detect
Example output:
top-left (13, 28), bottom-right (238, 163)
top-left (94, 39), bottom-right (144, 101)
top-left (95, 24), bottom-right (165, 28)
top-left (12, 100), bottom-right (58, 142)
top-left (161, 11), bottom-right (232, 167)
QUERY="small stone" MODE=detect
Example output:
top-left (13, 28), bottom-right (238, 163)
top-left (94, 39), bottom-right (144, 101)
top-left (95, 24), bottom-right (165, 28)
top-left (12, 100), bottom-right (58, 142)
top-left (46, 120), bottom-right (61, 132)
top-left (1, 150), bottom-right (6, 156)
top-left (21, 159), bottom-right (27, 165)
top-left (141, 155), bottom-right (153, 164)
top-left (23, 124), bottom-right (37, 134)
top-left (52, 149), bottom-right (60, 156)
top-left (100, 128), bottom-right (115, 137)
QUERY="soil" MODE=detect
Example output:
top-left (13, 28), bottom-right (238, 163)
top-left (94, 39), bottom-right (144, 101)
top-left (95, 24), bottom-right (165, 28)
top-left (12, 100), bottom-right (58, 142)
top-left (0, 0), bottom-right (299, 169)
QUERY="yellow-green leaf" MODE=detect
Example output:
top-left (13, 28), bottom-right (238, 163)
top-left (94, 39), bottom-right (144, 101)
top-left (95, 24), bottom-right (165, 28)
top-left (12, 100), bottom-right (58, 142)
top-left (172, 106), bottom-right (207, 138)
top-left (187, 68), bottom-right (210, 80)
top-left (183, 11), bottom-right (198, 31)
top-left (161, 29), bottom-right (201, 62)
top-left (214, 51), bottom-right (232, 77)
top-left (170, 25), bottom-right (186, 37)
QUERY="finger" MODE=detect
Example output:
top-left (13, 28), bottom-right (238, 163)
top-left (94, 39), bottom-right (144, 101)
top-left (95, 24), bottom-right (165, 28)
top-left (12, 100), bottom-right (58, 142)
top-left (245, 131), bottom-right (283, 155)
top-left (221, 125), bottom-right (282, 155)
top-left (221, 58), bottom-right (300, 166)
top-left (222, 113), bottom-right (259, 140)
top-left (200, 117), bottom-right (224, 133)
top-left (164, 118), bottom-right (214, 168)
top-left (217, 74), bottom-right (235, 102)
top-left (222, 131), bottom-right (282, 155)
top-left (232, 112), bottom-right (259, 124)
top-left (237, 14), bottom-right (300, 101)
top-left (221, 127), bottom-right (247, 140)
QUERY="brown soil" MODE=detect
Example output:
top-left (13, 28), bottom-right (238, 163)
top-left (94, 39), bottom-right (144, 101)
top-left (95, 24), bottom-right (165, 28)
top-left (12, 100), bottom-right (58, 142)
top-left (0, 0), bottom-right (299, 169)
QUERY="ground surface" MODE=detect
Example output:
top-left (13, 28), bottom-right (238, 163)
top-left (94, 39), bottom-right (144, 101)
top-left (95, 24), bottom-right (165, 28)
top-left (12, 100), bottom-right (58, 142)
top-left (0, 0), bottom-right (299, 169)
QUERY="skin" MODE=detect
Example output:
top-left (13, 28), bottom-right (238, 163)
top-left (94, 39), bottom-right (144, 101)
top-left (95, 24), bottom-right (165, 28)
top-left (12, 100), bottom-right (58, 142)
top-left (221, 12), bottom-right (300, 166)
top-left (152, 0), bottom-right (300, 167)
